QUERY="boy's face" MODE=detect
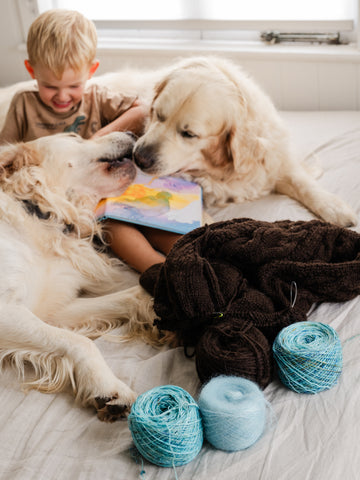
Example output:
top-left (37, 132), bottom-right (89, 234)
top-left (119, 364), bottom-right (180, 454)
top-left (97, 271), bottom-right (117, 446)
top-left (24, 61), bottom-right (99, 114)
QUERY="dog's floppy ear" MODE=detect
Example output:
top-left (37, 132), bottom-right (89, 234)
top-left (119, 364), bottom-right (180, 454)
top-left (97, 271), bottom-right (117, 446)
top-left (212, 57), bottom-right (271, 175)
top-left (0, 142), bottom-right (40, 180)
top-left (226, 120), bottom-right (269, 176)
top-left (152, 75), bottom-right (170, 103)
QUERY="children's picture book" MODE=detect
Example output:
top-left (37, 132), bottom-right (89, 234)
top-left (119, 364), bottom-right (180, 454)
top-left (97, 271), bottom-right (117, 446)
top-left (95, 168), bottom-right (202, 235)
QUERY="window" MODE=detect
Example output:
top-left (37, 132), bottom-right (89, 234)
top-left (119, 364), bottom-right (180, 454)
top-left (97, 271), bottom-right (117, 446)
top-left (19, 0), bottom-right (359, 46)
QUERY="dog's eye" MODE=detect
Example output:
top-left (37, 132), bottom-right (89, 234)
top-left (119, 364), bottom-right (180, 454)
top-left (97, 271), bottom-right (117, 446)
top-left (156, 111), bottom-right (166, 122)
top-left (180, 130), bottom-right (198, 139)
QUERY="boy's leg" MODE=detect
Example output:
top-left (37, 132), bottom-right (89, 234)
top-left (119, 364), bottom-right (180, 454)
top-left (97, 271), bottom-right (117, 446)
top-left (140, 226), bottom-right (182, 255)
top-left (104, 220), bottom-right (165, 273)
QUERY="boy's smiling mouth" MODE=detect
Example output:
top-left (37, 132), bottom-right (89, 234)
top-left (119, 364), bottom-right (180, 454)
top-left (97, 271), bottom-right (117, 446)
top-left (52, 100), bottom-right (72, 110)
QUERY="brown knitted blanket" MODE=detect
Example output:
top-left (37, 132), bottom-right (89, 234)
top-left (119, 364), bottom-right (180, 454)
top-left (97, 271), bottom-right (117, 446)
top-left (140, 218), bottom-right (360, 387)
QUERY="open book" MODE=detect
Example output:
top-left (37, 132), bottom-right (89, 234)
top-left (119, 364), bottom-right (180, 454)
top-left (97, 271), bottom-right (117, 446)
top-left (95, 168), bottom-right (202, 235)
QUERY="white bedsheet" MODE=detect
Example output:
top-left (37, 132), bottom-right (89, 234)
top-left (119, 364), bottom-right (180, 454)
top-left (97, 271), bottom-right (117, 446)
top-left (1, 111), bottom-right (360, 480)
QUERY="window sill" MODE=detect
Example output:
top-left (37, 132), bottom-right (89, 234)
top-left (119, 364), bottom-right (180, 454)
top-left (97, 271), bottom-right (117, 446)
top-left (97, 38), bottom-right (360, 63)
top-left (18, 39), bottom-right (360, 63)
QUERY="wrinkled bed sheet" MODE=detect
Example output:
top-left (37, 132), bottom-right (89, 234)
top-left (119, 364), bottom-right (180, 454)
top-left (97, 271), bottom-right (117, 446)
top-left (1, 111), bottom-right (360, 480)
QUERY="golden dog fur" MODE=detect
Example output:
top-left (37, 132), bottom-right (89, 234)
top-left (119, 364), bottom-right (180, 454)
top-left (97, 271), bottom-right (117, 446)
top-left (0, 132), bottom-right (155, 421)
top-left (132, 57), bottom-right (356, 227)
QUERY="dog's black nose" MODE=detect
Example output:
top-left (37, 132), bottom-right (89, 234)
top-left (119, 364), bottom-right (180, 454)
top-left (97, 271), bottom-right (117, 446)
top-left (133, 144), bottom-right (157, 171)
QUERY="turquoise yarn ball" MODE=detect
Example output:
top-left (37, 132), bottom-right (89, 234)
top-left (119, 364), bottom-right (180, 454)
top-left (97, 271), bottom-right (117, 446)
top-left (198, 376), bottom-right (267, 451)
top-left (128, 385), bottom-right (203, 467)
top-left (272, 321), bottom-right (343, 394)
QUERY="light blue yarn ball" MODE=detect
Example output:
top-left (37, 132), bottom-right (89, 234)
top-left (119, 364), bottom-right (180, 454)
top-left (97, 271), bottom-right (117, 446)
top-left (128, 385), bottom-right (203, 468)
top-left (272, 321), bottom-right (343, 394)
top-left (198, 376), bottom-right (267, 451)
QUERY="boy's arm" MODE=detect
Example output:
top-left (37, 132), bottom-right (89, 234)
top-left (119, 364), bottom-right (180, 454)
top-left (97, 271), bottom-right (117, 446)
top-left (91, 100), bottom-right (147, 139)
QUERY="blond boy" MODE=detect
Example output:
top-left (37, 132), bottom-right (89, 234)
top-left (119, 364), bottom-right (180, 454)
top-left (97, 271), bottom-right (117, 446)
top-left (0, 9), bottom-right (180, 272)
top-left (0, 9), bottom-right (145, 143)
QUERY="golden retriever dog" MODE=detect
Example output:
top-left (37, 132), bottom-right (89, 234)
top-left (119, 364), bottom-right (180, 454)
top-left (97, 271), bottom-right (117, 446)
top-left (132, 56), bottom-right (357, 227)
top-left (0, 131), bottom-right (155, 421)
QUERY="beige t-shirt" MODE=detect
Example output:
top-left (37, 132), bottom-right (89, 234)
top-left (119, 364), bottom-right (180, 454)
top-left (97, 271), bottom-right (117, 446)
top-left (0, 84), bottom-right (137, 144)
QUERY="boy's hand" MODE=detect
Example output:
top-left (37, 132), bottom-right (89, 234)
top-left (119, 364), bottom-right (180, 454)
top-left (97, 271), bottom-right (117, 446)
top-left (91, 102), bottom-right (147, 139)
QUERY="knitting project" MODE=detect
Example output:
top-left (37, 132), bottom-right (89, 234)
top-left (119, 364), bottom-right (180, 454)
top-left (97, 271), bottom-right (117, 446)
top-left (140, 218), bottom-right (360, 388)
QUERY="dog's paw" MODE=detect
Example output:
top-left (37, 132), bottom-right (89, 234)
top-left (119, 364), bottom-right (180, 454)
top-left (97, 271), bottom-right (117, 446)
top-left (338, 210), bottom-right (358, 228)
top-left (94, 391), bottom-right (137, 422)
top-left (317, 196), bottom-right (358, 228)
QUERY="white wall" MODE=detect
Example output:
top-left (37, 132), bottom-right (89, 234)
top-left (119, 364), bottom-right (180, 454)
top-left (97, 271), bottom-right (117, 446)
top-left (1, 0), bottom-right (360, 111)
top-left (0, 1), bottom-right (30, 86)
top-left (96, 45), bottom-right (360, 111)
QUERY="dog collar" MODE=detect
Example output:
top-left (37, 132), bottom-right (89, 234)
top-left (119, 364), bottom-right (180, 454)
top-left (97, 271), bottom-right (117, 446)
top-left (22, 199), bottom-right (74, 234)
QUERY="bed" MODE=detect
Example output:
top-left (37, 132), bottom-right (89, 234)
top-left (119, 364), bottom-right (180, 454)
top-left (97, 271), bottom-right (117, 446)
top-left (1, 110), bottom-right (360, 480)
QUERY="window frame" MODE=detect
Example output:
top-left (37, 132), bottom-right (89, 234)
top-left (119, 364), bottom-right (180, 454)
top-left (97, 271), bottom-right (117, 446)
top-left (16, 0), bottom-right (360, 48)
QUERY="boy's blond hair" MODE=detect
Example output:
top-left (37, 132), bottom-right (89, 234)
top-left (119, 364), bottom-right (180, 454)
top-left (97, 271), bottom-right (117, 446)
top-left (27, 9), bottom-right (97, 78)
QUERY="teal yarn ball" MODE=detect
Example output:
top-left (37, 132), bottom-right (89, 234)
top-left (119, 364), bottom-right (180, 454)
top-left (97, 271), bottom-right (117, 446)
top-left (128, 385), bottom-right (203, 468)
top-left (272, 321), bottom-right (343, 394)
top-left (198, 376), bottom-right (267, 451)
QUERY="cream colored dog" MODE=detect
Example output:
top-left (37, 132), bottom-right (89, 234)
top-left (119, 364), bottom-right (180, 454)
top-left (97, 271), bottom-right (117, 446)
top-left (0, 131), bottom-right (154, 421)
top-left (132, 56), bottom-right (357, 227)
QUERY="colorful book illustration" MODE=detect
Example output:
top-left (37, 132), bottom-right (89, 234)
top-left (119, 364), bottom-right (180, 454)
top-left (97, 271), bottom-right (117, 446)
top-left (95, 168), bottom-right (202, 235)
